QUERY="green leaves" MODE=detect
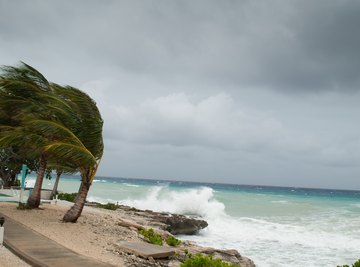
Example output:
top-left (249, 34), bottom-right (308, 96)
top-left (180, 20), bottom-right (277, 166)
top-left (181, 253), bottom-right (238, 267)
top-left (138, 228), bottom-right (163, 246)
top-left (166, 236), bottom-right (182, 246)
top-left (45, 142), bottom-right (96, 167)
top-left (0, 62), bottom-right (104, 182)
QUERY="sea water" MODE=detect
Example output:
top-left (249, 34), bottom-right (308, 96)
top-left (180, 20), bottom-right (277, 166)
top-left (40, 175), bottom-right (360, 267)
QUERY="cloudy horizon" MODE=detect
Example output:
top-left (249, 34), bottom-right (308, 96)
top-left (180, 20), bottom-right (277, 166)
top-left (1, 0), bottom-right (359, 190)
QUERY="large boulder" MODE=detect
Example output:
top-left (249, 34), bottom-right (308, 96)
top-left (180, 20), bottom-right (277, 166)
top-left (116, 205), bottom-right (208, 235)
top-left (160, 214), bottom-right (208, 235)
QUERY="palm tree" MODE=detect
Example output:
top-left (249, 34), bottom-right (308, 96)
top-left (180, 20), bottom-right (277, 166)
top-left (51, 170), bottom-right (62, 199)
top-left (47, 162), bottom-right (78, 200)
top-left (0, 63), bottom-right (56, 208)
top-left (49, 84), bottom-right (103, 222)
top-left (0, 63), bottom-right (103, 219)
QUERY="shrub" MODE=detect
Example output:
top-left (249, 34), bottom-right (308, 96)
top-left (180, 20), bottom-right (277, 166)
top-left (138, 228), bottom-right (163, 246)
top-left (96, 202), bottom-right (118, 210)
top-left (166, 236), bottom-right (182, 247)
top-left (57, 193), bottom-right (77, 202)
top-left (17, 203), bottom-right (31, 210)
top-left (181, 253), bottom-right (238, 267)
top-left (337, 259), bottom-right (360, 267)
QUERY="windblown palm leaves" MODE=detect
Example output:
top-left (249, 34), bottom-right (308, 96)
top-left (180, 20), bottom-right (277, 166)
top-left (0, 63), bottom-right (56, 207)
top-left (0, 62), bottom-right (103, 221)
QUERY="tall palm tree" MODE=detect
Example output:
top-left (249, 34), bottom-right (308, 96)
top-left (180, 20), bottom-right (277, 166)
top-left (0, 63), bottom-right (103, 219)
top-left (49, 84), bottom-right (103, 222)
top-left (0, 63), bottom-right (57, 208)
top-left (47, 161), bottom-right (78, 200)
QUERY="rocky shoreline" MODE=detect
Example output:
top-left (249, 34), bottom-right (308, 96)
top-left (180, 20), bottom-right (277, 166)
top-left (110, 204), bottom-right (209, 235)
top-left (0, 201), bottom-right (255, 267)
top-left (98, 204), bottom-right (256, 267)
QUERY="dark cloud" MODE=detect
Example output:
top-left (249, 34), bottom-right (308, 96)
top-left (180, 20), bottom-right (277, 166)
top-left (2, 0), bottom-right (360, 93)
top-left (1, 0), bottom-right (360, 189)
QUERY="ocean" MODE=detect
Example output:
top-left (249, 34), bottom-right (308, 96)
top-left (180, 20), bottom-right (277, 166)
top-left (39, 175), bottom-right (360, 267)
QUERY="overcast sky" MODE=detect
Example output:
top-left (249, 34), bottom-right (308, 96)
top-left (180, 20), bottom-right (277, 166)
top-left (1, 0), bottom-right (360, 189)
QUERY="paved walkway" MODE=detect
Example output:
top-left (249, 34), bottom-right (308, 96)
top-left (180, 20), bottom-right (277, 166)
top-left (0, 213), bottom-right (115, 267)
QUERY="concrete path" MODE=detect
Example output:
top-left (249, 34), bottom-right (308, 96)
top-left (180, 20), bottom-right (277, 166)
top-left (0, 213), bottom-right (115, 267)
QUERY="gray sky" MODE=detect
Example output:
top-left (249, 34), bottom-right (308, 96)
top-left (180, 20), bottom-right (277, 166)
top-left (1, 0), bottom-right (360, 189)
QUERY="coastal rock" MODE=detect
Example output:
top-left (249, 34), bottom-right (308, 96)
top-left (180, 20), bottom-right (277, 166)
top-left (117, 205), bottom-right (208, 235)
top-left (116, 244), bottom-right (256, 267)
top-left (87, 204), bottom-right (255, 266)
top-left (160, 214), bottom-right (208, 235)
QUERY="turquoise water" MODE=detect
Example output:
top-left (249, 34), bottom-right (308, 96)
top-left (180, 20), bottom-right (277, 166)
top-left (29, 175), bottom-right (360, 266)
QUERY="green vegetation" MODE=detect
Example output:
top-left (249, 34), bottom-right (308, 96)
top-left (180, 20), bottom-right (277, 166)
top-left (0, 62), bottom-right (104, 222)
top-left (181, 253), bottom-right (238, 267)
top-left (138, 228), bottom-right (163, 246)
top-left (17, 203), bottom-right (31, 210)
top-left (96, 202), bottom-right (118, 210)
top-left (138, 228), bottom-right (182, 247)
top-left (166, 236), bottom-right (182, 246)
top-left (337, 259), bottom-right (360, 267)
top-left (128, 207), bottom-right (141, 212)
top-left (57, 193), bottom-right (77, 202)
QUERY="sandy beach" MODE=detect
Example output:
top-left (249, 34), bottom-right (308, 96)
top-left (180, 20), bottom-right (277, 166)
top-left (0, 201), bottom-right (128, 266)
top-left (0, 201), bottom-right (254, 267)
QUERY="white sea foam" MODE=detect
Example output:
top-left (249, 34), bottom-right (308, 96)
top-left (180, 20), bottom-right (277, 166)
top-left (184, 214), bottom-right (359, 266)
top-left (93, 179), bottom-right (107, 183)
top-left (121, 186), bottom-right (225, 218)
top-left (84, 182), bottom-right (360, 267)
top-left (122, 183), bottom-right (140, 188)
top-left (271, 200), bottom-right (289, 204)
top-left (182, 210), bottom-right (360, 267)
top-left (120, 186), bottom-right (360, 266)
top-left (87, 195), bottom-right (119, 204)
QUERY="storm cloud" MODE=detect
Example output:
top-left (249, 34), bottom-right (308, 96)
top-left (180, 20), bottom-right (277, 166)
top-left (1, 0), bottom-right (359, 189)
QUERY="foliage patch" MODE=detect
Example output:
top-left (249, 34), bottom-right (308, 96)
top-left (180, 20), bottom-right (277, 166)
top-left (181, 253), bottom-right (238, 267)
top-left (138, 228), bottom-right (163, 246)
top-left (166, 236), bottom-right (182, 246)
top-left (337, 259), bottom-right (360, 267)
top-left (17, 202), bottom-right (31, 210)
top-left (57, 192), bottom-right (77, 202)
top-left (96, 202), bottom-right (118, 210)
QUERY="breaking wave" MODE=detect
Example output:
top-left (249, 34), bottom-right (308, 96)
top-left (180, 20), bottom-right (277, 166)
top-left (121, 186), bottom-right (226, 218)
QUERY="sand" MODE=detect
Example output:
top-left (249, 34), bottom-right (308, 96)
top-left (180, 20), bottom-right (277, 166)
top-left (0, 201), bottom-right (131, 266)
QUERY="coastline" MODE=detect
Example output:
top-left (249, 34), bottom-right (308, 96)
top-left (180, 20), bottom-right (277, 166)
top-left (0, 201), bottom-right (255, 267)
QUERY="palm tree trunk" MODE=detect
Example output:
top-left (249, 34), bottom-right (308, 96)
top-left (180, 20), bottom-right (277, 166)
top-left (27, 155), bottom-right (47, 208)
top-left (62, 175), bottom-right (90, 223)
top-left (50, 170), bottom-right (62, 199)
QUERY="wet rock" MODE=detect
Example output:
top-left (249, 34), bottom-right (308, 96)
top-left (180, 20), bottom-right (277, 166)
top-left (117, 205), bottom-right (208, 235)
top-left (160, 214), bottom-right (208, 235)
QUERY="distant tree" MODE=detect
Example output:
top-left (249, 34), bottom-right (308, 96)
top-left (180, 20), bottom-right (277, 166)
top-left (0, 147), bottom-right (38, 187)
top-left (0, 148), bottom-right (21, 186)
top-left (47, 162), bottom-right (78, 200)
top-left (50, 169), bottom-right (62, 199)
